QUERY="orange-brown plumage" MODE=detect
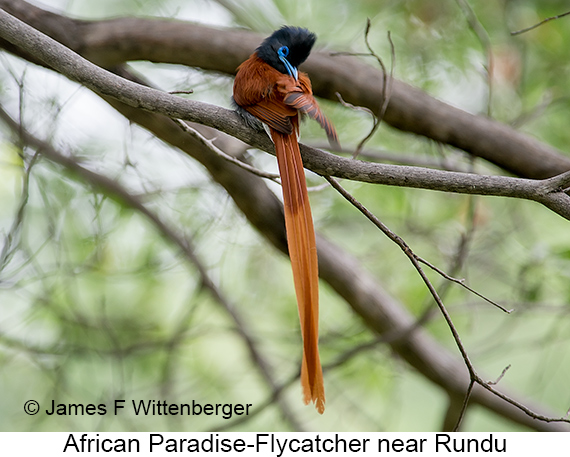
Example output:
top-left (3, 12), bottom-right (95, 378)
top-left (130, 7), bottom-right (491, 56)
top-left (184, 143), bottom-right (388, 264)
top-left (233, 29), bottom-right (337, 414)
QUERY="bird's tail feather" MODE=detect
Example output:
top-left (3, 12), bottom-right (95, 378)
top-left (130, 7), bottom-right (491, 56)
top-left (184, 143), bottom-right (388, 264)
top-left (271, 127), bottom-right (325, 414)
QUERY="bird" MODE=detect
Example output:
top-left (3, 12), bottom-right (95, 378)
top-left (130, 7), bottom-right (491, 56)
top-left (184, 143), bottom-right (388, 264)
top-left (233, 26), bottom-right (339, 414)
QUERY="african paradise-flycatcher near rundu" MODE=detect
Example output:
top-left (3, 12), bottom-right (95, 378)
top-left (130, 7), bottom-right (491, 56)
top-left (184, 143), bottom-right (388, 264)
top-left (233, 26), bottom-right (339, 414)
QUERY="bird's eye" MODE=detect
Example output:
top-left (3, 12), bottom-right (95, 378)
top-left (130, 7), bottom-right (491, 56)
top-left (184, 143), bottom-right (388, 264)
top-left (278, 46), bottom-right (289, 57)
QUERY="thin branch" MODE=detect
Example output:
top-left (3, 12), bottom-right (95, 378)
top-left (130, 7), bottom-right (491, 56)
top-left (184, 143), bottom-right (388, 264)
top-left (325, 175), bottom-right (570, 427)
top-left (474, 376), bottom-right (570, 424)
top-left (453, 380), bottom-right (475, 431)
top-left (174, 120), bottom-right (280, 181)
top-left (325, 176), bottom-right (509, 314)
top-left (325, 176), bottom-right (477, 364)
top-left (351, 22), bottom-right (395, 159)
top-left (333, 20), bottom-right (395, 160)
top-left (488, 365), bottom-right (511, 386)
top-left (511, 10), bottom-right (570, 36)
top-left (417, 257), bottom-right (512, 314)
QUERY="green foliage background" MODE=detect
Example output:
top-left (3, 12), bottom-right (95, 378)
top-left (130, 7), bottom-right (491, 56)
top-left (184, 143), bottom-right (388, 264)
top-left (0, 0), bottom-right (569, 431)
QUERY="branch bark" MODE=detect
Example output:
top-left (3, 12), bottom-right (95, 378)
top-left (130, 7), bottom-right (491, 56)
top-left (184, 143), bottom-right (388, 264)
top-left (0, 6), bottom-right (569, 220)
top-left (1, 0), bottom-right (569, 179)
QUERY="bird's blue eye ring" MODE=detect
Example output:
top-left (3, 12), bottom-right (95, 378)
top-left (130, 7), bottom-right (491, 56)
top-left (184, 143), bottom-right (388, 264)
top-left (277, 45), bottom-right (297, 79)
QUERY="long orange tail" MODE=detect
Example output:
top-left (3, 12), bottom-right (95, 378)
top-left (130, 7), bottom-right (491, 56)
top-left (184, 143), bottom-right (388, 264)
top-left (271, 126), bottom-right (325, 414)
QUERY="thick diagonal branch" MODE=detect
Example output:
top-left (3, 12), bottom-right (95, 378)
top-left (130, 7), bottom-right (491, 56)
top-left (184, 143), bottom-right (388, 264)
top-left (0, 8), bottom-right (568, 220)
top-left (1, 0), bottom-right (569, 179)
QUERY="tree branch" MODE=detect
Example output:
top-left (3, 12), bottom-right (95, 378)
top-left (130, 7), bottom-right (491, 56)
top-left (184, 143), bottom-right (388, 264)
top-left (0, 7), bottom-right (569, 220)
top-left (1, 0), bottom-right (568, 179)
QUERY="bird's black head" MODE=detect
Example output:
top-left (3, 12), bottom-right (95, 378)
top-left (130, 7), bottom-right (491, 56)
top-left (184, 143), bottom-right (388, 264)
top-left (256, 26), bottom-right (316, 79)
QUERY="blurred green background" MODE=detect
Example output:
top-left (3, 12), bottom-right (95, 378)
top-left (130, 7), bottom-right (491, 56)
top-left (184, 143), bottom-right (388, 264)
top-left (0, 0), bottom-right (569, 432)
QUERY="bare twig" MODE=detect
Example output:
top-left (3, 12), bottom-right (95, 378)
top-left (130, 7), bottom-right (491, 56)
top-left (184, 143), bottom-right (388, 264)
top-left (417, 257), bottom-right (513, 314)
top-left (488, 365), bottom-right (512, 386)
top-left (511, 10), bottom-right (570, 36)
top-left (174, 120), bottom-right (280, 181)
top-left (352, 23), bottom-right (393, 158)
top-left (453, 380), bottom-right (475, 431)
top-left (335, 20), bottom-right (395, 159)
top-left (325, 176), bottom-right (477, 365)
top-left (325, 175), bottom-right (570, 428)
top-left (325, 176), bottom-right (510, 314)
